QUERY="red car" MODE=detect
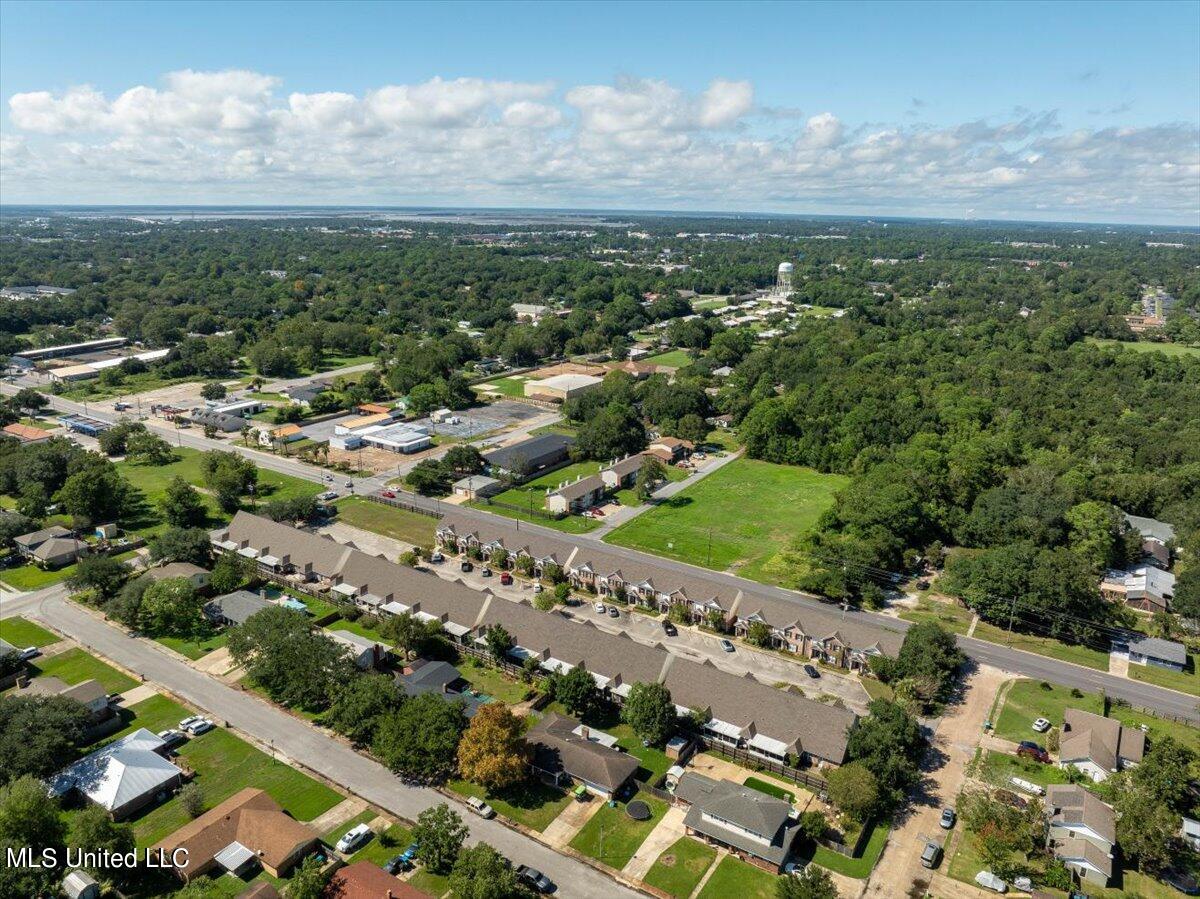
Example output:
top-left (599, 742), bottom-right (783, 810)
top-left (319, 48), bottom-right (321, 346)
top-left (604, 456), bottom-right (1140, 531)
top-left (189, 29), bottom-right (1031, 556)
top-left (500, 572), bottom-right (513, 585)
top-left (381, 490), bottom-right (396, 498)
top-left (1017, 741), bottom-right (1050, 763)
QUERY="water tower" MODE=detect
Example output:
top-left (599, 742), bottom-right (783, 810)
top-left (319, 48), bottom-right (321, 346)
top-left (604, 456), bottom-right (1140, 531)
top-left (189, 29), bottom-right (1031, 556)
top-left (776, 261), bottom-right (794, 294)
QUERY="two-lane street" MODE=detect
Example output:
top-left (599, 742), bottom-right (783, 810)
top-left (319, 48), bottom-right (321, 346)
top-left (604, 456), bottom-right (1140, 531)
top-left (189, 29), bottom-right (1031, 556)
top-left (2, 585), bottom-right (638, 899)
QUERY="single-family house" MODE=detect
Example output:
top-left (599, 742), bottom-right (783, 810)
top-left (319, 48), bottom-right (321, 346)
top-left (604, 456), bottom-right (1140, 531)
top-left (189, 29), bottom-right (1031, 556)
top-left (674, 772), bottom-right (802, 872)
top-left (1183, 817), bottom-right (1200, 852)
top-left (1059, 709), bottom-right (1145, 782)
top-left (47, 728), bottom-right (183, 820)
top-left (323, 861), bottom-right (428, 899)
top-left (328, 630), bottom-right (388, 670)
top-left (711, 365), bottom-right (733, 378)
top-left (648, 437), bottom-right (693, 463)
top-left (284, 382), bottom-right (328, 407)
top-left (1123, 634), bottom-right (1187, 672)
top-left (204, 590), bottom-right (273, 628)
top-left (451, 475), bottom-right (503, 500)
top-left (396, 660), bottom-right (487, 718)
top-left (24, 676), bottom-right (111, 721)
top-left (260, 424), bottom-right (303, 446)
top-left (62, 870), bottom-right (100, 899)
top-left (525, 712), bottom-right (639, 798)
top-left (154, 787), bottom-right (320, 882)
top-left (2, 422), bottom-right (52, 444)
top-left (1101, 566), bottom-right (1174, 613)
top-left (1044, 784), bottom-right (1116, 886)
top-left (14, 526), bottom-right (86, 568)
top-left (143, 561), bottom-right (211, 591)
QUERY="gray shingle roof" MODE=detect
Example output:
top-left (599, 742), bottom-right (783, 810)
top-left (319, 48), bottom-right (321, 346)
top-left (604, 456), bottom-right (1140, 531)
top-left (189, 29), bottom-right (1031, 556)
top-left (204, 590), bottom-right (271, 626)
top-left (526, 713), bottom-right (639, 793)
top-left (675, 772), bottom-right (800, 866)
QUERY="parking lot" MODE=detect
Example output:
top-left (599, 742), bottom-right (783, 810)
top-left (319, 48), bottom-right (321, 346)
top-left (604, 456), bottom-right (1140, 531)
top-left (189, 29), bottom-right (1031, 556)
top-left (410, 400), bottom-right (546, 440)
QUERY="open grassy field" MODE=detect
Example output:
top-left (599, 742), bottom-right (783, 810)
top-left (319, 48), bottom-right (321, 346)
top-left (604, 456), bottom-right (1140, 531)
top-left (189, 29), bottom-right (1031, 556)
top-left (29, 647), bottom-right (137, 692)
top-left (488, 459), bottom-right (602, 511)
top-left (992, 678), bottom-right (1105, 743)
top-left (1086, 336), bottom-right (1200, 358)
top-left (643, 349), bottom-right (696, 369)
top-left (696, 855), bottom-right (778, 899)
top-left (643, 837), bottom-right (718, 898)
top-left (1128, 653), bottom-right (1199, 696)
top-left (0, 615), bottom-right (60, 647)
top-left (447, 778), bottom-right (572, 832)
top-left (333, 496), bottom-right (438, 547)
top-left (129, 727), bottom-right (343, 846)
top-left (570, 795), bottom-right (669, 869)
top-left (604, 458), bottom-right (847, 584)
top-left (1109, 703), bottom-right (1200, 753)
top-left (473, 375), bottom-right (529, 397)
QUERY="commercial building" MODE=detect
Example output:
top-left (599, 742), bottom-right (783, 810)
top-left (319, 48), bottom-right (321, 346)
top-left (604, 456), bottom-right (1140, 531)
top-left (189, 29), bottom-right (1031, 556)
top-left (523, 373), bottom-right (603, 402)
top-left (482, 433), bottom-right (575, 480)
top-left (12, 337), bottom-right (128, 368)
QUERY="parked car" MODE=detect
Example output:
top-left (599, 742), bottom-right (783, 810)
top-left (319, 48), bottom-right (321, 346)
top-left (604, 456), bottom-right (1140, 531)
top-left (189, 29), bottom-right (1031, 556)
top-left (720, 639), bottom-right (735, 653)
top-left (18, 646), bottom-right (40, 661)
top-left (481, 566), bottom-right (492, 577)
top-left (516, 866), bottom-right (553, 893)
top-left (466, 796), bottom-right (495, 818)
top-left (383, 853), bottom-right (408, 874)
top-left (157, 729), bottom-right (187, 749)
top-left (178, 715), bottom-right (202, 731)
top-left (318, 490), bottom-right (338, 501)
top-left (381, 490), bottom-right (396, 498)
top-left (920, 842), bottom-right (943, 869)
top-left (533, 583), bottom-right (544, 593)
top-left (1017, 741), bottom-right (1050, 763)
top-left (336, 823), bottom-right (373, 854)
top-left (429, 551), bottom-right (444, 563)
top-left (344, 480), bottom-right (354, 489)
top-left (1032, 717), bottom-right (1051, 733)
top-left (974, 870), bottom-right (1007, 893)
top-left (500, 572), bottom-right (513, 585)
top-left (803, 664), bottom-right (820, 678)
top-left (396, 842), bottom-right (419, 869)
top-left (460, 560), bottom-right (473, 572)
top-left (661, 620), bottom-right (677, 636)
top-left (594, 602), bottom-right (607, 613)
top-left (939, 808), bottom-right (956, 829)
top-left (607, 606), bottom-right (620, 618)
top-left (185, 718), bottom-right (214, 736)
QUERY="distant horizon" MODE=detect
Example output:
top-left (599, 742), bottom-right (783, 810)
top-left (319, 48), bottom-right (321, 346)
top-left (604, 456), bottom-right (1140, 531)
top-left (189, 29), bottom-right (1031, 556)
top-left (3, 202), bottom-right (1198, 232)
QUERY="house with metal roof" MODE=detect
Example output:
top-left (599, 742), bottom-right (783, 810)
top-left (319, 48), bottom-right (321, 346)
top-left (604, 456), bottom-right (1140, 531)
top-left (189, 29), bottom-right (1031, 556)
top-left (46, 728), bottom-right (183, 819)
top-left (674, 772), bottom-right (802, 871)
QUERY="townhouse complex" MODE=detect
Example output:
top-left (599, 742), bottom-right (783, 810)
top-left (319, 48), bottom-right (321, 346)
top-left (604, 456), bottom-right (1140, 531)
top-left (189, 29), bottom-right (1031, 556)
top-left (210, 511), bottom-right (860, 767)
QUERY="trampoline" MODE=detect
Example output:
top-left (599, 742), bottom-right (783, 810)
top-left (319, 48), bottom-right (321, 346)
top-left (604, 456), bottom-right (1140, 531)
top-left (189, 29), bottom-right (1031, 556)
top-left (626, 799), bottom-right (651, 821)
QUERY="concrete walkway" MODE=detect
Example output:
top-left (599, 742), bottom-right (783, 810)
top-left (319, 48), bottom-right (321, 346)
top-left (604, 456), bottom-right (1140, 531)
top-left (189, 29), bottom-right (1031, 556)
top-left (1108, 650), bottom-right (1130, 678)
top-left (118, 683), bottom-right (159, 705)
top-left (621, 804), bottom-right (687, 880)
top-left (307, 795), bottom-right (368, 830)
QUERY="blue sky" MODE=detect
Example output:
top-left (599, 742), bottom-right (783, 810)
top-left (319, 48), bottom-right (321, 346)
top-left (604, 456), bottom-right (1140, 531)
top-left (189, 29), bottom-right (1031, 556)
top-left (2, 0), bottom-right (1198, 223)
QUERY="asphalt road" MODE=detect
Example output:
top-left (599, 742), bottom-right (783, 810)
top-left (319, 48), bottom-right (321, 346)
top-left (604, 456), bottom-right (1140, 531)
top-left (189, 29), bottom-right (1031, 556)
top-left (6, 586), bottom-right (637, 899)
top-left (9, 384), bottom-right (1197, 724)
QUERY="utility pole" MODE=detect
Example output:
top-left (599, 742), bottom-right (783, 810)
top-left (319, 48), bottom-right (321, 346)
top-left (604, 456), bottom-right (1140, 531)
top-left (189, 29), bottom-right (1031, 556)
top-left (1007, 593), bottom-right (1019, 634)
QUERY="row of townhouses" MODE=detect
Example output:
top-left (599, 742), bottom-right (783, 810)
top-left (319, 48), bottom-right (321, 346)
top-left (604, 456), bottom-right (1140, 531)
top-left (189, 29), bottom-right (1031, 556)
top-left (434, 511), bottom-right (904, 673)
top-left (210, 511), bottom-right (858, 767)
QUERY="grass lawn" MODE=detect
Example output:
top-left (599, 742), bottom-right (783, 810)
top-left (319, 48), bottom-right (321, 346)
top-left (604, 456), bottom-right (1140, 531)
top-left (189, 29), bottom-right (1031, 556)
top-left (862, 678), bottom-right (895, 702)
top-left (0, 548), bottom-right (140, 591)
top-left (570, 795), bottom-right (668, 869)
top-left (489, 460), bottom-right (603, 512)
top-left (263, 585), bottom-right (340, 620)
top-left (992, 678), bottom-right (1104, 743)
top-left (0, 615), bottom-right (60, 647)
top-left (696, 855), bottom-right (778, 899)
top-left (1109, 703), bottom-right (1200, 753)
top-left (350, 822), bottom-right (414, 866)
top-left (334, 496), bottom-right (438, 547)
top-left (407, 867), bottom-right (452, 897)
top-left (899, 596), bottom-right (975, 635)
top-left (743, 776), bottom-right (795, 803)
top-left (609, 724), bottom-right (673, 784)
top-left (1086, 336), bottom-right (1200, 358)
top-left (457, 656), bottom-right (533, 705)
top-left (466, 499), bottom-right (600, 534)
top-left (804, 818), bottom-right (889, 878)
top-left (153, 630), bottom-right (227, 660)
top-left (109, 694), bottom-right (193, 740)
top-left (324, 616), bottom-right (389, 644)
top-left (29, 647), bottom-right (137, 692)
top-left (604, 458), bottom-right (847, 585)
top-left (643, 837), bottom-right (718, 898)
top-left (1128, 654), bottom-right (1199, 696)
top-left (977, 750), bottom-right (1071, 789)
top-left (446, 778), bottom-right (573, 832)
top-left (970, 617), bottom-right (1110, 671)
top-left (129, 727), bottom-right (343, 846)
top-left (474, 375), bottom-right (529, 398)
top-left (643, 349), bottom-right (696, 369)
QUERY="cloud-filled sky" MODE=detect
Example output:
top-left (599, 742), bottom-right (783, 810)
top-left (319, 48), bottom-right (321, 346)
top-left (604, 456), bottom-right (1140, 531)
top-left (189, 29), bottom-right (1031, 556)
top-left (1, 0), bottom-right (1198, 225)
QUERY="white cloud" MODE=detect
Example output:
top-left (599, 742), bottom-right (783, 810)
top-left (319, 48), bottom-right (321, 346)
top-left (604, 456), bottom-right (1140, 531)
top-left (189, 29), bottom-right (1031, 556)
top-left (2, 68), bottom-right (1198, 223)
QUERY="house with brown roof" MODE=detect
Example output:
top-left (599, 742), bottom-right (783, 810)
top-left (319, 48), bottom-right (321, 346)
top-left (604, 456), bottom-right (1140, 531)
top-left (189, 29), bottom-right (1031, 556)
top-left (154, 787), bottom-right (320, 882)
top-left (2, 422), bottom-right (52, 443)
top-left (1044, 784), bottom-right (1116, 886)
top-left (546, 473), bottom-right (607, 515)
top-left (600, 453), bottom-right (646, 490)
top-left (324, 861), bottom-right (429, 899)
top-left (648, 437), bottom-right (694, 462)
top-left (1059, 709), bottom-right (1145, 782)
top-left (525, 712), bottom-right (639, 797)
top-left (143, 561), bottom-right (211, 591)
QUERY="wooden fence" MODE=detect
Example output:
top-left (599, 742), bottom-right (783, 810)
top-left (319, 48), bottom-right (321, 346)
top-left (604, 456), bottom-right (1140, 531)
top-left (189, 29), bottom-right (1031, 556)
top-left (697, 740), bottom-right (828, 793)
